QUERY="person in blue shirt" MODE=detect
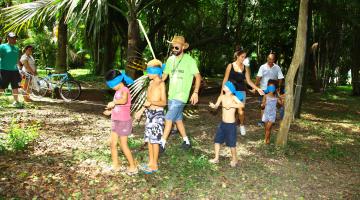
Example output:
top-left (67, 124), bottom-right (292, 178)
top-left (0, 32), bottom-right (21, 106)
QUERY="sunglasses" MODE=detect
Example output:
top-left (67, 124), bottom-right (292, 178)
top-left (172, 46), bottom-right (181, 50)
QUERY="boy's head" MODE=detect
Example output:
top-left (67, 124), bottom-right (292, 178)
top-left (105, 69), bottom-right (134, 89)
top-left (146, 59), bottom-right (163, 79)
top-left (224, 81), bottom-right (244, 102)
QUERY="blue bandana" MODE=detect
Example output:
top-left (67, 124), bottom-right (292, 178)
top-left (224, 81), bottom-right (244, 102)
top-left (145, 63), bottom-right (166, 77)
top-left (147, 67), bottom-right (163, 76)
top-left (106, 70), bottom-right (134, 88)
top-left (263, 85), bottom-right (276, 94)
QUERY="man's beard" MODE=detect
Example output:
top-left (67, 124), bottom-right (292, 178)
top-left (171, 49), bottom-right (183, 56)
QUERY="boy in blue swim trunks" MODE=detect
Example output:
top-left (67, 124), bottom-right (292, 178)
top-left (209, 81), bottom-right (244, 167)
top-left (135, 59), bottom-right (167, 174)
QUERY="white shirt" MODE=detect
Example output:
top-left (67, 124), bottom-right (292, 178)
top-left (257, 63), bottom-right (284, 90)
top-left (20, 54), bottom-right (36, 73)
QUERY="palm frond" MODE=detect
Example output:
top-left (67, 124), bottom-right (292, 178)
top-left (1, 0), bottom-right (59, 32)
top-left (129, 75), bottom-right (149, 113)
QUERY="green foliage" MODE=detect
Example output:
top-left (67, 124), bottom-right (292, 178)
top-left (6, 120), bottom-right (40, 151)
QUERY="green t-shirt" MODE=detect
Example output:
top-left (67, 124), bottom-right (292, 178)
top-left (164, 54), bottom-right (199, 103)
top-left (0, 44), bottom-right (20, 71)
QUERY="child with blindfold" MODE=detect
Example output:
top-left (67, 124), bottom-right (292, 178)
top-left (103, 69), bottom-right (138, 175)
top-left (135, 59), bottom-right (167, 174)
top-left (208, 81), bottom-right (244, 167)
top-left (261, 79), bottom-right (282, 144)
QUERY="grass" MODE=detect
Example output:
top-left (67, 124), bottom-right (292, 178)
top-left (1, 86), bottom-right (359, 199)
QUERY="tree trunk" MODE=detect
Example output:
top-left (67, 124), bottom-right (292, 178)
top-left (351, 26), bottom-right (360, 96)
top-left (294, 0), bottom-right (312, 118)
top-left (276, 0), bottom-right (309, 147)
top-left (126, 14), bottom-right (142, 79)
top-left (56, 14), bottom-right (67, 73)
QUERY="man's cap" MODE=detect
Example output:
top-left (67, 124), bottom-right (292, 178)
top-left (7, 32), bottom-right (16, 38)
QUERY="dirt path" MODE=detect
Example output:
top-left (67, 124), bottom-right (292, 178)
top-left (0, 92), bottom-right (359, 199)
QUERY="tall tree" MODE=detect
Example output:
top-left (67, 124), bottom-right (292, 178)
top-left (276, 0), bottom-right (309, 147)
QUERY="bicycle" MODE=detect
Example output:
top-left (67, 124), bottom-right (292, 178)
top-left (27, 67), bottom-right (82, 101)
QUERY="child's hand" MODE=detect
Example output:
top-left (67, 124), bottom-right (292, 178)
top-left (107, 101), bottom-right (115, 109)
top-left (134, 111), bottom-right (143, 121)
top-left (143, 100), bottom-right (151, 107)
top-left (209, 102), bottom-right (217, 109)
top-left (103, 109), bottom-right (112, 116)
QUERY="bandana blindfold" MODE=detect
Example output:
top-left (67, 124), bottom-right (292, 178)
top-left (224, 81), bottom-right (244, 102)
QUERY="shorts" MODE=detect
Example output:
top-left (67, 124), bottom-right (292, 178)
top-left (0, 70), bottom-right (21, 89)
top-left (111, 119), bottom-right (132, 136)
top-left (214, 122), bottom-right (237, 147)
top-left (144, 109), bottom-right (165, 144)
top-left (165, 99), bottom-right (185, 122)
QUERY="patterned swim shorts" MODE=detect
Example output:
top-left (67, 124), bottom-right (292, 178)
top-left (144, 109), bottom-right (165, 144)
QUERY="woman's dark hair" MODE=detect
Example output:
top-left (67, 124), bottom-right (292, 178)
top-left (233, 49), bottom-right (247, 61)
top-left (23, 45), bottom-right (33, 53)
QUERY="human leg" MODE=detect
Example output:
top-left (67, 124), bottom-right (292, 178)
top-left (209, 143), bottom-right (220, 163)
top-left (110, 132), bottom-right (121, 169)
top-left (119, 136), bottom-right (137, 171)
top-left (264, 122), bottom-right (273, 144)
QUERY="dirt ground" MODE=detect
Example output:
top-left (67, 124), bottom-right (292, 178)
top-left (0, 90), bottom-right (359, 199)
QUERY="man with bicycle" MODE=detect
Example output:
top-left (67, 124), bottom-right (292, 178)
top-left (0, 32), bottom-right (22, 107)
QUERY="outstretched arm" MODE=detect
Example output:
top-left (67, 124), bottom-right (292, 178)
top-left (245, 67), bottom-right (264, 95)
top-left (209, 95), bottom-right (223, 109)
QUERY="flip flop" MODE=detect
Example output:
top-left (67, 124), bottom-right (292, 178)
top-left (141, 167), bottom-right (158, 174)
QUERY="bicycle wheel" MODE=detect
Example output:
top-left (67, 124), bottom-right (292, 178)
top-left (31, 77), bottom-right (50, 97)
top-left (59, 80), bottom-right (81, 101)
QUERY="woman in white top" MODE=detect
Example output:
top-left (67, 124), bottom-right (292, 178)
top-left (20, 45), bottom-right (37, 102)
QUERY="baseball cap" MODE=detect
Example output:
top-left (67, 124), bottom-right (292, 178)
top-left (7, 32), bottom-right (16, 38)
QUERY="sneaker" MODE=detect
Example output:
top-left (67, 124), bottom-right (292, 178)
top-left (181, 141), bottom-right (191, 150)
top-left (239, 125), bottom-right (246, 136)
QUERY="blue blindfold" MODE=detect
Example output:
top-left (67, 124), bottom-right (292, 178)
top-left (106, 70), bottom-right (134, 88)
top-left (224, 81), bottom-right (244, 102)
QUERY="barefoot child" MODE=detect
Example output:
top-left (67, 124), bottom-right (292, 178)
top-left (261, 79), bottom-right (282, 144)
top-left (104, 70), bottom-right (137, 175)
top-left (135, 59), bottom-right (167, 174)
top-left (209, 81), bottom-right (244, 167)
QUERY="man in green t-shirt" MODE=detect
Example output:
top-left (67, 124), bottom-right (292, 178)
top-left (160, 35), bottom-right (202, 151)
top-left (0, 32), bottom-right (21, 106)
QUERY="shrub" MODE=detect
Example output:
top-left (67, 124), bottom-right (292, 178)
top-left (7, 121), bottom-right (39, 151)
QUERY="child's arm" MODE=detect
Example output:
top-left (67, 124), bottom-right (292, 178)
top-left (277, 95), bottom-right (284, 106)
top-left (134, 107), bottom-right (146, 121)
top-left (107, 90), bottom-right (128, 108)
top-left (261, 94), bottom-right (266, 109)
top-left (209, 95), bottom-right (223, 109)
top-left (147, 82), bottom-right (167, 107)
